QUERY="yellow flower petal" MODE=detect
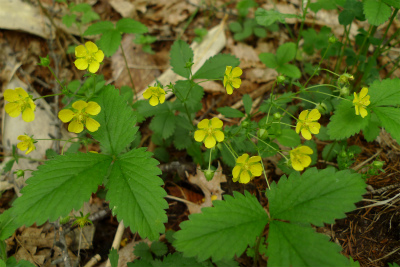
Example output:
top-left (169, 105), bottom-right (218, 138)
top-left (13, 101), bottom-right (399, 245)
top-left (226, 84), bottom-right (233, 95)
top-left (360, 107), bottom-right (368, 118)
top-left (308, 109), bottom-right (321, 121)
top-left (72, 100), bottom-right (88, 111)
top-left (149, 96), bottom-right (159, 106)
top-left (301, 128), bottom-right (312, 140)
top-left (360, 87), bottom-right (368, 98)
top-left (231, 78), bottom-right (241, 88)
top-left (232, 166), bottom-right (241, 179)
top-left (22, 108), bottom-right (35, 122)
top-left (299, 110), bottom-right (308, 121)
top-left (214, 130), bottom-right (225, 142)
top-left (197, 119), bottom-right (209, 129)
top-left (85, 41), bottom-right (98, 53)
top-left (18, 135), bottom-right (28, 141)
top-left (58, 109), bottom-right (75, 122)
top-left (94, 50), bottom-right (104, 63)
top-left (143, 88), bottom-right (152, 99)
top-left (159, 94), bottom-right (166, 104)
top-left (354, 105), bottom-right (360, 115)
top-left (295, 122), bottom-right (303, 134)
top-left (225, 66), bottom-right (232, 75)
top-left (236, 153), bottom-right (249, 164)
top-left (86, 102), bottom-right (101, 115)
top-left (298, 146), bottom-right (313, 155)
top-left (194, 130), bottom-right (206, 142)
top-left (26, 143), bottom-right (35, 154)
top-left (299, 155), bottom-right (312, 168)
top-left (4, 89), bottom-right (19, 102)
top-left (223, 76), bottom-right (228, 87)
top-left (248, 156), bottom-right (261, 164)
top-left (69, 120), bottom-right (84, 133)
top-left (17, 140), bottom-right (28, 151)
top-left (15, 87), bottom-right (29, 98)
top-left (88, 61), bottom-right (100, 73)
top-left (85, 117), bottom-right (100, 132)
top-left (204, 135), bottom-right (216, 148)
top-left (75, 58), bottom-right (89, 70)
top-left (239, 171), bottom-right (251, 184)
top-left (231, 67), bottom-right (242, 77)
top-left (28, 99), bottom-right (36, 111)
top-left (211, 117), bottom-right (223, 129)
top-left (250, 163), bottom-right (263, 176)
top-left (309, 122), bottom-right (320, 134)
top-left (292, 160), bottom-right (304, 171)
top-left (75, 45), bottom-right (87, 57)
top-left (5, 102), bottom-right (21, 117)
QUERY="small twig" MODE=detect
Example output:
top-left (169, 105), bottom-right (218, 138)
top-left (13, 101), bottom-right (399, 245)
top-left (165, 195), bottom-right (198, 205)
top-left (83, 254), bottom-right (101, 267)
top-left (352, 149), bottom-right (382, 172)
top-left (105, 221), bottom-right (125, 267)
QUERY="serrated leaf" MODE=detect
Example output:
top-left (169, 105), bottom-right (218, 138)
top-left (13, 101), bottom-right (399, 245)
top-left (13, 153), bottom-right (112, 226)
top-left (276, 129), bottom-right (301, 147)
top-left (170, 40), bottom-right (193, 78)
top-left (259, 53), bottom-right (278, 68)
top-left (327, 100), bottom-right (369, 140)
top-left (109, 248), bottom-right (119, 267)
top-left (276, 64), bottom-right (301, 78)
top-left (107, 148), bottom-right (168, 240)
top-left (3, 159), bottom-right (15, 172)
top-left (369, 78), bottom-right (400, 107)
top-left (151, 241), bottom-right (168, 256)
top-left (382, 0), bottom-right (400, 8)
top-left (81, 10), bottom-right (100, 24)
top-left (0, 209), bottom-right (19, 240)
top-left (276, 42), bottom-right (296, 65)
top-left (174, 127), bottom-right (193, 150)
top-left (373, 107), bottom-right (400, 143)
top-left (174, 80), bottom-right (204, 113)
top-left (5, 257), bottom-right (36, 267)
top-left (62, 14), bottom-right (76, 27)
top-left (322, 142), bottom-right (341, 161)
top-left (363, 113), bottom-right (381, 142)
top-left (363, 0), bottom-right (392, 26)
top-left (70, 3), bottom-right (91, 12)
top-left (150, 111), bottom-right (176, 139)
top-left (173, 191), bottom-right (268, 261)
top-left (92, 86), bottom-right (138, 155)
top-left (255, 8), bottom-right (299, 26)
top-left (116, 18), bottom-right (148, 34)
top-left (242, 94), bottom-right (252, 115)
top-left (192, 54), bottom-right (240, 80)
top-left (133, 242), bottom-right (153, 261)
top-left (268, 168), bottom-right (366, 226)
top-left (267, 220), bottom-right (350, 267)
top-left (98, 29), bottom-right (122, 57)
top-left (83, 21), bottom-right (114, 35)
top-left (217, 107), bottom-right (245, 118)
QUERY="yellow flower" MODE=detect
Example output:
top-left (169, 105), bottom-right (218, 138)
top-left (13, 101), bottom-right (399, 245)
top-left (223, 66), bottom-right (242, 95)
top-left (295, 109), bottom-right (321, 140)
top-left (194, 118), bottom-right (224, 148)
top-left (17, 135), bottom-right (36, 155)
top-left (353, 87), bottom-right (370, 118)
top-left (74, 41), bottom-right (104, 73)
top-left (232, 153), bottom-right (263, 184)
top-left (58, 100), bottom-right (101, 133)
top-left (142, 86), bottom-right (166, 106)
top-left (4, 87), bottom-right (36, 122)
top-left (290, 146), bottom-right (313, 171)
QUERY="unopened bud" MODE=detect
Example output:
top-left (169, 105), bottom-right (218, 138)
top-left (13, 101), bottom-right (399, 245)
top-left (315, 102), bottom-right (328, 114)
top-left (373, 161), bottom-right (384, 169)
top-left (273, 112), bottom-right (281, 120)
top-left (340, 86), bottom-right (350, 96)
top-left (329, 36), bottom-right (337, 44)
top-left (257, 129), bottom-right (269, 139)
top-left (241, 121), bottom-right (250, 128)
top-left (38, 55), bottom-right (50, 67)
top-left (277, 75), bottom-right (286, 84)
top-left (15, 169), bottom-right (25, 178)
top-left (204, 169), bottom-right (215, 181)
top-left (339, 73), bottom-right (354, 84)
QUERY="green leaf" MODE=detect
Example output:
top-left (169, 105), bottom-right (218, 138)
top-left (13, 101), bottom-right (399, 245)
top-left (62, 14), bottom-right (76, 27)
top-left (276, 42), bottom-right (296, 65)
top-left (173, 80), bottom-right (204, 113)
top-left (173, 191), bottom-right (268, 261)
top-left (382, 0), bottom-right (400, 8)
top-left (154, 147), bottom-right (170, 163)
top-left (133, 242), bottom-right (153, 261)
top-left (116, 18), bottom-right (148, 34)
top-left (363, 0), bottom-right (392, 26)
top-left (362, 113), bottom-right (381, 142)
top-left (5, 257), bottom-right (36, 267)
top-left (309, 0), bottom-right (338, 12)
top-left (107, 148), bottom-right (168, 240)
top-left (98, 29), bottom-right (122, 57)
top-left (253, 27), bottom-right (267, 38)
top-left (268, 167), bottom-right (365, 226)
top-left (0, 209), bottom-right (19, 240)
top-left (242, 94), bottom-right (253, 115)
top-left (151, 241), bottom-right (168, 256)
top-left (276, 129), bottom-right (301, 147)
top-left (192, 54), bottom-right (240, 80)
top-left (255, 8), bottom-right (299, 26)
top-left (3, 159), bottom-right (15, 173)
top-left (373, 107), bottom-right (400, 143)
top-left (327, 100), bottom-right (369, 140)
top-left (81, 10), bottom-right (100, 24)
top-left (150, 111), bottom-right (176, 139)
top-left (276, 64), bottom-right (301, 78)
top-left (109, 248), bottom-right (119, 267)
top-left (83, 21), bottom-right (114, 35)
top-left (369, 78), bottom-right (400, 107)
top-left (267, 220), bottom-right (350, 267)
top-left (322, 142), bottom-right (341, 161)
top-left (259, 53), bottom-right (278, 68)
top-left (92, 86), bottom-right (138, 156)
top-left (170, 40), bottom-right (193, 79)
top-left (173, 126), bottom-right (193, 150)
top-left (229, 21), bottom-right (243, 33)
top-left (70, 3), bottom-right (91, 12)
top-left (217, 107), bottom-right (245, 118)
top-left (13, 153), bottom-right (112, 226)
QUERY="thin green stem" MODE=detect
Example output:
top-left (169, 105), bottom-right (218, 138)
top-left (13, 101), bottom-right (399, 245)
top-left (303, 43), bottom-right (332, 88)
top-left (92, 74), bottom-right (96, 96)
top-left (120, 44), bottom-right (137, 101)
top-left (295, 0), bottom-right (311, 53)
top-left (249, 133), bottom-right (288, 161)
top-left (334, 23), bottom-right (351, 75)
top-left (47, 66), bottom-right (67, 91)
top-left (307, 90), bottom-right (350, 101)
top-left (274, 106), bottom-right (298, 121)
top-left (375, 9), bottom-right (399, 58)
top-left (292, 96), bottom-right (318, 106)
top-left (258, 151), bottom-right (270, 189)
top-left (33, 93), bottom-right (64, 101)
top-left (223, 142), bottom-right (238, 159)
top-left (208, 149), bottom-right (212, 170)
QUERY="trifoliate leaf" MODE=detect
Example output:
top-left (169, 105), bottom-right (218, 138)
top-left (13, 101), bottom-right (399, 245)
top-left (267, 220), bottom-right (350, 267)
top-left (339, 0), bottom-right (365, 25)
top-left (173, 191), bottom-right (268, 261)
top-left (116, 18), bottom-right (148, 34)
top-left (62, 14), bottom-right (77, 27)
top-left (259, 53), bottom-right (278, 68)
top-left (268, 168), bottom-right (366, 226)
top-left (373, 107), bottom-right (400, 144)
top-left (369, 78), bottom-right (400, 107)
top-left (217, 107), bottom-right (245, 118)
top-left (109, 248), bottom-right (119, 267)
top-left (242, 94), bottom-right (252, 115)
top-left (150, 111), bottom-right (176, 139)
top-left (134, 242), bottom-right (153, 261)
top-left (92, 85), bottom-right (138, 156)
top-left (173, 80), bottom-right (204, 113)
top-left (83, 21), bottom-right (114, 35)
top-left (98, 29), bottom-right (121, 57)
top-left (170, 40), bottom-right (193, 79)
top-left (276, 129), bottom-right (301, 147)
top-left (107, 148), bottom-right (168, 240)
top-left (363, 0), bottom-right (391, 26)
top-left (327, 99), bottom-right (369, 140)
top-left (13, 153), bottom-right (112, 227)
top-left (276, 64), bottom-right (301, 78)
top-left (151, 241), bottom-right (168, 256)
top-left (276, 42), bottom-right (296, 65)
top-left (192, 54), bottom-right (240, 80)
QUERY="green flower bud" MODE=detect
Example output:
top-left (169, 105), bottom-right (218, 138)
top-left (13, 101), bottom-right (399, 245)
top-left (328, 36), bottom-right (337, 44)
top-left (339, 73), bottom-right (354, 84)
top-left (348, 151), bottom-right (354, 158)
top-left (273, 112), bottom-right (281, 120)
top-left (38, 55), bottom-right (50, 67)
top-left (59, 216), bottom-right (71, 225)
top-left (241, 121), bottom-right (250, 128)
top-left (373, 161), bottom-right (384, 169)
top-left (204, 169), bottom-right (215, 181)
top-left (15, 169), bottom-right (25, 178)
top-left (339, 86), bottom-right (349, 97)
top-left (277, 75), bottom-right (286, 84)
top-left (315, 102), bottom-right (328, 114)
top-left (257, 129), bottom-right (269, 139)
top-left (339, 151), bottom-right (347, 158)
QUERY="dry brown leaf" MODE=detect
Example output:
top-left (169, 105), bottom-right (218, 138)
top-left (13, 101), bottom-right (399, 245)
top-left (200, 81), bottom-right (225, 93)
top-left (246, 68), bottom-right (278, 83)
top-left (108, 0), bottom-right (137, 17)
top-left (231, 43), bottom-right (260, 69)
